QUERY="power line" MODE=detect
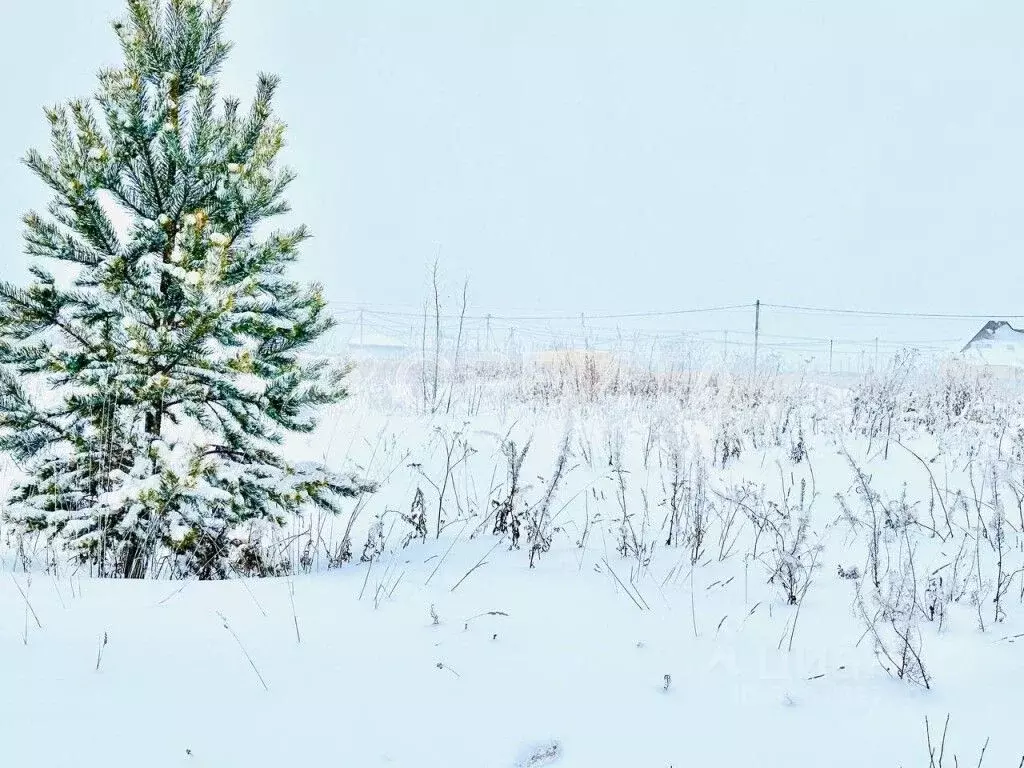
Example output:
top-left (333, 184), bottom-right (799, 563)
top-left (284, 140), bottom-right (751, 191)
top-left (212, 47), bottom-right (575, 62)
top-left (763, 303), bottom-right (1024, 320)
top-left (339, 317), bottom-right (959, 352)
top-left (338, 303), bottom-right (751, 322)
top-left (335, 298), bottom-right (1023, 322)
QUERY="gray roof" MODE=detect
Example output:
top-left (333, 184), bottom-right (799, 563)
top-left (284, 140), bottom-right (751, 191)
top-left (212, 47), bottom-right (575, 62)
top-left (961, 320), bottom-right (1024, 353)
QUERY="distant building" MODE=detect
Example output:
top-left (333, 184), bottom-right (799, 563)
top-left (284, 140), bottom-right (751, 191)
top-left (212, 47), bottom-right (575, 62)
top-left (960, 320), bottom-right (1024, 370)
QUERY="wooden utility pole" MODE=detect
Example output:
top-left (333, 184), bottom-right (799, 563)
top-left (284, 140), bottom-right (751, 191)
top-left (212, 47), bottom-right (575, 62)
top-left (753, 300), bottom-right (761, 376)
top-left (828, 339), bottom-right (834, 375)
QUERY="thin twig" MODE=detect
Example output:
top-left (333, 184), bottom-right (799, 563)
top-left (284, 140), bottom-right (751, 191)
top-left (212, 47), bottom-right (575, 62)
top-left (426, 521), bottom-right (470, 586)
top-left (603, 558), bottom-right (645, 611)
top-left (450, 537), bottom-right (504, 592)
top-left (216, 611), bottom-right (268, 692)
top-left (288, 579), bottom-right (301, 644)
top-left (11, 575), bottom-right (42, 629)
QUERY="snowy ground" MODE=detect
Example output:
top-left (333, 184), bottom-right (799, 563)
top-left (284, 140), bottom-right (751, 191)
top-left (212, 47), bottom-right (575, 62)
top-left (3, 354), bottom-right (1024, 767)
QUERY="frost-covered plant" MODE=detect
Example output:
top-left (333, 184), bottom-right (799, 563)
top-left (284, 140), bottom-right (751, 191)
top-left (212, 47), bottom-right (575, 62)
top-left (493, 437), bottom-right (531, 548)
top-left (836, 454), bottom-right (918, 591)
top-left (660, 437), bottom-right (713, 566)
top-left (526, 428), bottom-right (573, 567)
top-left (0, 0), bottom-right (368, 578)
top-left (971, 461), bottom-right (1024, 627)
top-left (789, 429), bottom-right (807, 464)
top-left (766, 508), bottom-right (819, 606)
top-left (754, 471), bottom-right (821, 606)
top-left (920, 361), bottom-right (997, 435)
top-left (360, 512), bottom-right (386, 563)
top-left (923, 571), bottom-right (948, 629)
top-left (401, 487), bottom-right (428, 548)
top-left (837, 564), bottom-right (861, 580)
top-left (613, 456), bottom-right (655, 568)
top-left (713, 419), bottom-right (743, 469)
top-left (856, 531), bottom-right (931, 689)
top-left (416, 425), bottom-right (476, 538)
top-left (230, 536), bottom-right (290, 579)
top-left (514, 740), bottom-right (562, 768)
top-left (849, 349), bottom-right (917, 453)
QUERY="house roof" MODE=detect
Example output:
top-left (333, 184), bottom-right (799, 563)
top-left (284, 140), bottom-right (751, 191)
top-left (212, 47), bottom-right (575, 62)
top-left (960, 320), bottom-right (1024, 353)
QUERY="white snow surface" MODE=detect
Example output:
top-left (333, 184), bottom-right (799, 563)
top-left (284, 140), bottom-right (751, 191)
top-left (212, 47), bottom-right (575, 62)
top-left (2, 357), bottom-right (1024, 767)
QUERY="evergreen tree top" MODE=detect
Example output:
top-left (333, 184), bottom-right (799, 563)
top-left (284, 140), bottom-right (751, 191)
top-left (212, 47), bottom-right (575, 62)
top-left (0, 0), bottom-right (368, 580)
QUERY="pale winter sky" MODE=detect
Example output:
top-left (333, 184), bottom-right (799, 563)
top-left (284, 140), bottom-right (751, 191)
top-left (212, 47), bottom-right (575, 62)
top-left (2, 1), bottom-right (1023, 359)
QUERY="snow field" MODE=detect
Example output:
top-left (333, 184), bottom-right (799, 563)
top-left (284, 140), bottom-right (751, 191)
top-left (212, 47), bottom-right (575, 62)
top-left (3, 356), bottom-right (1024, 767)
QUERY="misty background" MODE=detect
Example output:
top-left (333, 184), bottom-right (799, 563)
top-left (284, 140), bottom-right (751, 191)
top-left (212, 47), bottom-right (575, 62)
top-left (3, 0), bottom-right (1023, 365)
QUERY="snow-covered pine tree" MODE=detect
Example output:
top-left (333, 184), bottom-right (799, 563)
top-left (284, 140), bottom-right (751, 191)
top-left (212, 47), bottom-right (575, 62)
top-left (0, 0), bottom-right (370, 579)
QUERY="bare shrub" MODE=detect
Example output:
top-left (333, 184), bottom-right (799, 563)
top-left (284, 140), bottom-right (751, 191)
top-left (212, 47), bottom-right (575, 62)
top-left (526, 429), bottom-right (574, 567)
top-left (849, 349), bottom-right (917, 454)
top-left (918, 714), bottom-right (1001, 767)
top-left (837, 453), bottom-right (918, 591)
top-left (493, 438), bottom-right (532, 549)
top-left (713, 419), bottom-right (742, 468)
top-left (856, 530), bottom-right (931, 689)
top-left (360, 512), bottom-right (387, 563)
top-left (660, 438), bottom-right (713, 566)
top-left (765, 501), bottom-right (820, 606)
top-left (614, 456), bottom-right (655, 569)
top-left (401, 488), bottom-right (429, 548)
top-left (416, 426), bottom-right (477, 538)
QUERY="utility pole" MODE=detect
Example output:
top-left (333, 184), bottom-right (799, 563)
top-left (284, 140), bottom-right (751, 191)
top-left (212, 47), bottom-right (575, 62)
top-left (828, 339), bottom-right (834, 375)
top-left (753, 299), bottom-right (761, 376)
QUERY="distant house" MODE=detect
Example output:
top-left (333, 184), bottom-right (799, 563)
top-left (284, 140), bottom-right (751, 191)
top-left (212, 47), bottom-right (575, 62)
top-left (960, 320), bottom-right (1024, 370)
